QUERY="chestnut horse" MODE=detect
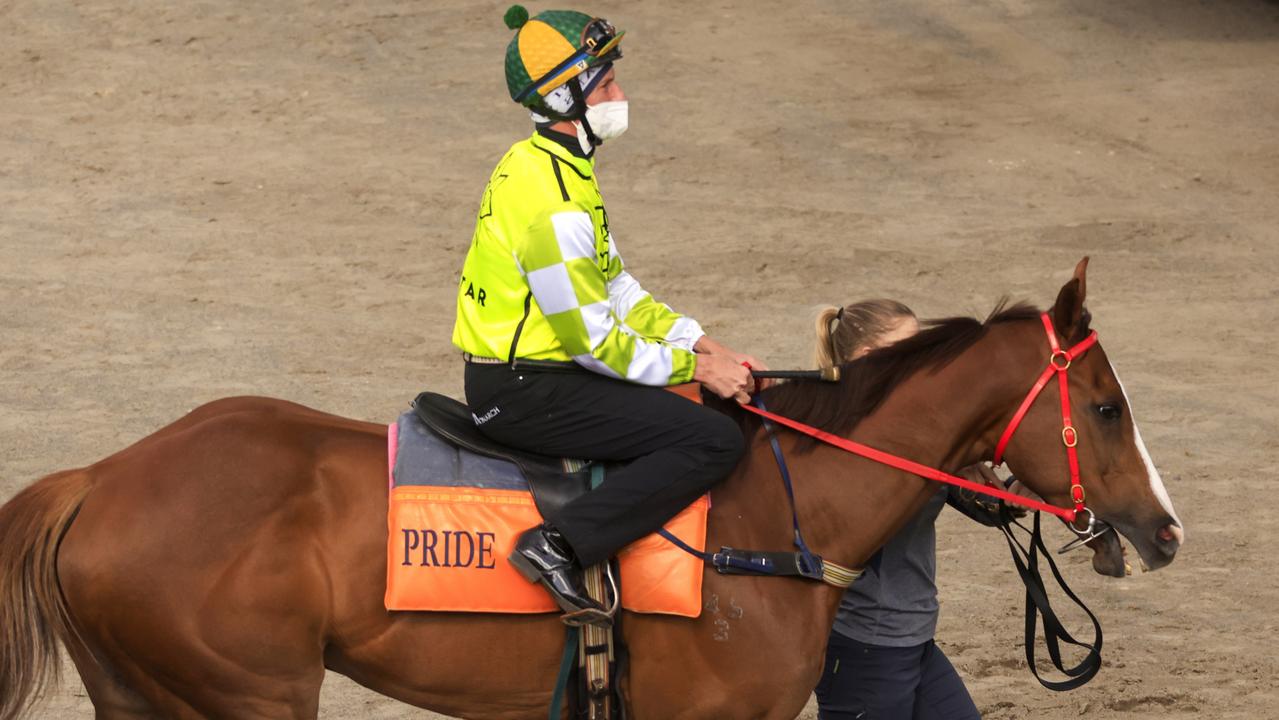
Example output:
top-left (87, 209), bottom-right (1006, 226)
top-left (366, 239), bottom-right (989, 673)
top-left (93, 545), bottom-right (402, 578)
top-left (0, 261), bottom-right (1181, 719)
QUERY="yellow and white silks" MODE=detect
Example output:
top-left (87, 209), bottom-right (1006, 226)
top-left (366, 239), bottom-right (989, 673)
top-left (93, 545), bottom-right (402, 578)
top-left (452, 132), bottom-right (703, 386)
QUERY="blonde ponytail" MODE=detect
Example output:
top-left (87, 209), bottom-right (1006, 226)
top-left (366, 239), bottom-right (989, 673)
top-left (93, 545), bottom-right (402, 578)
top-left (813, 306), bottom-right (843, 370)
top-left (813, 299), bottom-right (917, 367)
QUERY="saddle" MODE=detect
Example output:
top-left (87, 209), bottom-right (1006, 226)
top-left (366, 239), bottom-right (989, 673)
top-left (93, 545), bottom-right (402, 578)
top-left (409, 391), bottom-right (591, 519)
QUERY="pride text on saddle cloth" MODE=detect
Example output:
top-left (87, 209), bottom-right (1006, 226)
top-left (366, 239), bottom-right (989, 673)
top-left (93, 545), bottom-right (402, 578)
top-left (400, 528), bottom-right (498, 569)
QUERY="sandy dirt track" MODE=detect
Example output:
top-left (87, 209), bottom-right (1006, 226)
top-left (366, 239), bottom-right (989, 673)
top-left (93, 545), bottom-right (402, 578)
top-left (3, 0), bottom-right (1278, 717)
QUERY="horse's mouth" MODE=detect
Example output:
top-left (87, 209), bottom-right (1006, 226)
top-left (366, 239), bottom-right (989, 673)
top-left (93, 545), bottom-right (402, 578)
top-left (1099, 516), bottom-right (1181, 574)
top-left (1088, 526), bottom-right (1128, 577)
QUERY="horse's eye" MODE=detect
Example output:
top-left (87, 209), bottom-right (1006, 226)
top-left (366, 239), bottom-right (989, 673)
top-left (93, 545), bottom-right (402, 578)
top-left (1096, 403), bottom-right (1122, 421)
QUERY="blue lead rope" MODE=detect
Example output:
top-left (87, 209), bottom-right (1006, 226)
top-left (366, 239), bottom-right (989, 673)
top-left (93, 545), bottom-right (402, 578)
top-left (548, 625), bottom-right (579, 720)
top-left (658, 396), bottom-right (824, 580)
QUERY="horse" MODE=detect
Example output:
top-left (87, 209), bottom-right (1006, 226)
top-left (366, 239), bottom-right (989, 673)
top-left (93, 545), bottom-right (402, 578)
top-left (0, 259), bottom-right (1182, 719)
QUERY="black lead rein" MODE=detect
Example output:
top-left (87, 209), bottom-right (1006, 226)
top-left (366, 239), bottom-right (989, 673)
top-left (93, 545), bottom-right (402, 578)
top-left (997, 509), bottom-right (1104, 691)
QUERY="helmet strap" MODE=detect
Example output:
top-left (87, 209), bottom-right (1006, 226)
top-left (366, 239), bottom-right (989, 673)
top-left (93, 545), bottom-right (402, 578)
top-left (568, 80), bottom-right (602, 152)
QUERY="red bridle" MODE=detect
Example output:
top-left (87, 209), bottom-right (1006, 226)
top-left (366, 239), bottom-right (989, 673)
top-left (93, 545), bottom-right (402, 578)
top-left (992, 313), bottom-right (1098, 523)
top-left (739, 312), bottom-right (1100, 524)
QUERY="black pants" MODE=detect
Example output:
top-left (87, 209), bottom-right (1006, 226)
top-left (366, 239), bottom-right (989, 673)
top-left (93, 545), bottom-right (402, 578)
top-left (464, 363), bottom-right (745, 566)
top-left (815, 633), bottom-right (981, 720)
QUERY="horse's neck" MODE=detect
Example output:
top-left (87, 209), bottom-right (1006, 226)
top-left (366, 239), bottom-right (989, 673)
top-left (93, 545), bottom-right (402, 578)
top-left (854, 334), bottom-right (1027, 474)
top-left (672, 326), bottom-right (1036, 712)
top-left (709, 324), bottom-right (1033, 572)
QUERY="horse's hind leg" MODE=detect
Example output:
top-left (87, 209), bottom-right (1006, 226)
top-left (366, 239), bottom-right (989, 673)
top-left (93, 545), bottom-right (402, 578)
top-left (58, 502), bottom-right (329, 719)
top-left (64, 640), bottom-right (162, 720)
top-left (68, 634), bottom-right (324, 720)
top-left (63, 610), bottom-right (325, 720)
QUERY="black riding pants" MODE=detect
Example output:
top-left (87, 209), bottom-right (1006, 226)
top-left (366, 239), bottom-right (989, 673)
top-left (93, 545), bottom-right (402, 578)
top-left (464, 363), bottom-right (745, 566)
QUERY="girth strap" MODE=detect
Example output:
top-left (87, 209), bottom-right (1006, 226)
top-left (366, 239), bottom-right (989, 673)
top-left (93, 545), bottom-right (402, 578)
top-left (712, 548), bottom-right (822, 579)
top-left (717, 547), bottom-right (863, 587)
top-left (656, 532), bottom-right (861, 587)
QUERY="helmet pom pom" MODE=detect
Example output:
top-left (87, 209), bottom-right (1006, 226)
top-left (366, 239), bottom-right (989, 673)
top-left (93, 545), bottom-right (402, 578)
top-left (503, 5), bottom-right (530, 30)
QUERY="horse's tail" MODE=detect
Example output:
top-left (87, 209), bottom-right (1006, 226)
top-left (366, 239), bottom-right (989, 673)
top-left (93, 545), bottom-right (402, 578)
top-left (0, 470), bottom-right (93, 720)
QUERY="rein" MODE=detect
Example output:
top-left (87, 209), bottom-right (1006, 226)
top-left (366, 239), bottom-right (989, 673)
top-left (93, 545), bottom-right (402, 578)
top-left (738, 403), bottom-right (1078, 521)
top-left (997, 511), bottom-right (1103, 690)
top-left (742, 313), bottom-right (1100, 525)
top-left (684, 312), bottom-right (1105, 689)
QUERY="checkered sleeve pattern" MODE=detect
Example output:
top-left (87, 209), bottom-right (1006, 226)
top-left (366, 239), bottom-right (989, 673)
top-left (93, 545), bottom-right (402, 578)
top-left (518, 209), bottom-right (698, 385)
top-left (605, 237), bottom-right (706, 352)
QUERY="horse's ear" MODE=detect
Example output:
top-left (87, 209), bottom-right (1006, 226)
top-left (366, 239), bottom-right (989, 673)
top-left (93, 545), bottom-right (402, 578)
top-left (1052, 256), bottom-right (1089, 338)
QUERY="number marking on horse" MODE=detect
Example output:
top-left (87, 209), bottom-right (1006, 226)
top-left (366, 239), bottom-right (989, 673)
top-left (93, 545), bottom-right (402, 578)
top-left (704, 594), bottom-right (745, 641)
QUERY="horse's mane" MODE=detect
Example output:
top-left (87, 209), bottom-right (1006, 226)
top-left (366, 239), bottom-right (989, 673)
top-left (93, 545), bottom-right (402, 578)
top-left (759, 300), bottom-right (1060, 442)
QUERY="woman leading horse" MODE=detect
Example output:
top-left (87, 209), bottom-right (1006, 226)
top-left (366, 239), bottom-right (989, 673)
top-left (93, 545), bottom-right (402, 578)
top-left (0, 258), bottom-right (1182, 719)
top-left (807, 299), bottom-right (1034, 720)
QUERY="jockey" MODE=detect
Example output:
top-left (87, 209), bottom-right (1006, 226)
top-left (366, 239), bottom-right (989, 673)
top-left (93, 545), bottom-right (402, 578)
top-left (451, 5), bottom-right (762, 619)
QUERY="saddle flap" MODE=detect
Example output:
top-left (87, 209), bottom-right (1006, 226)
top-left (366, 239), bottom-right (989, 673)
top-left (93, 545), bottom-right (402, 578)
top-left (410, 391), bottom-right (588, 518)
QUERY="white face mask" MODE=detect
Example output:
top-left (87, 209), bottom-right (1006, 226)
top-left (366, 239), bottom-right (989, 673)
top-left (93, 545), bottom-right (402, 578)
top-left (575, 100), bottom-right (628, 152)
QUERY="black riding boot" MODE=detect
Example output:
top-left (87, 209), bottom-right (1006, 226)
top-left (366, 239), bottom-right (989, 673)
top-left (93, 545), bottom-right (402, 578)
top-left (509, 523), bottom-right (608, 622)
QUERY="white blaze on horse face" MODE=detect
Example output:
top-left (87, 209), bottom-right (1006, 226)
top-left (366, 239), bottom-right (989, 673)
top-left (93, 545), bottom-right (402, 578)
top-left (1110, 362), bottom-right (1184, 540)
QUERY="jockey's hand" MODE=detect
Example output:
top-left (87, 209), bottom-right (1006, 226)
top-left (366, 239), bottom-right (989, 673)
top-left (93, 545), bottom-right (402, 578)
top-left (693, 337), bottom-right (773, 390)
top-left (727, 353), bottom-right (773, 391)
top-left (733, 353), bottom-right (770, 373)
top-left (694, 352), bottom-right (753, 404)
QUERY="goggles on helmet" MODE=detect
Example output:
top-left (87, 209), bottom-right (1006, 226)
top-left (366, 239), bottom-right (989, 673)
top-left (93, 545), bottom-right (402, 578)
top-left (514, 18), bottom-right (623, 105)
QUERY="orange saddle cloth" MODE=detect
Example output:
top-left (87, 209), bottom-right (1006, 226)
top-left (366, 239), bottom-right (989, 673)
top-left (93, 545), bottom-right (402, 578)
top-left (384, 409), bottom-right (708, 618)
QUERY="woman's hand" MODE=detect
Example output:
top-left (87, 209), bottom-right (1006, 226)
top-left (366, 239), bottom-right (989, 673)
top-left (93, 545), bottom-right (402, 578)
top-left (1001, 477), bottom-right (1037, 519)
top-left (955, 465), bottom-right (1033, 520)
top-left (957, 463), bottom-right (1002, 487)
top-left (949, 464), bottom-right (1035, 526)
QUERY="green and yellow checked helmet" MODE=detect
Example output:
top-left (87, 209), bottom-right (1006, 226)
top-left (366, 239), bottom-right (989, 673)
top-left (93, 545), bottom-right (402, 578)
top-left (502, 5), bottom-right (624, 117)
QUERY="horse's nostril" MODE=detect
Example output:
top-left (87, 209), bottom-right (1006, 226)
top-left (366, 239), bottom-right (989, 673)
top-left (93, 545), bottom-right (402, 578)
top-left (1155, 523), bottom-right (1183, 556)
